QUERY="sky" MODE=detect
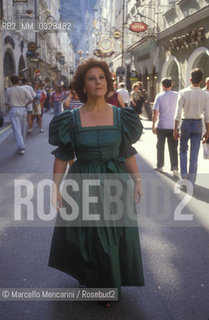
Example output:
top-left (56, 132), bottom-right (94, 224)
top-left (60, 0), bottom-right (97, 48)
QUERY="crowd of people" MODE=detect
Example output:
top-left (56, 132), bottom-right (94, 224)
top-left (3, 74), bottom-right (149, 156)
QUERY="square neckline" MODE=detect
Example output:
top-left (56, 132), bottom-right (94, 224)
top-left (76, 105), bottom-right (118, 130)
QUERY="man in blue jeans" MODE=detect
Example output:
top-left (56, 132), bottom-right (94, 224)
top-left (174, 69), bottom-right (209, 185)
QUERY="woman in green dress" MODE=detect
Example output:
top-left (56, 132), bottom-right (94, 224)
top-left (48, 57), bottom-right (144, 306)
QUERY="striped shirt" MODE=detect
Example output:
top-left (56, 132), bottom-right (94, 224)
top-left (69, 99), bottom-right (83, 110)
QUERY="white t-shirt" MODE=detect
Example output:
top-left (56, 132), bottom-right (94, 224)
top-left (174, 86), bottom-right (209, 122)
top-left (117, 88), bottom-right (130, 105)
top-left (153, 90), bottom-right (178, 129)
top-left (5, 86), bottom-right (33, 108)
top-left (22, 85), bottom-right (36, 111)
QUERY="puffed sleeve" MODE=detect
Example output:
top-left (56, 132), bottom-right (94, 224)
top-left (48, 111), bottom-right (74, 161)
top-left (120, 107), bottom-right (143, 158)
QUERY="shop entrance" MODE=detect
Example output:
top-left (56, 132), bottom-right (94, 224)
top-left (192, 53), bottom-right (209, 87)
top-left (167, 61), bottom-right (179, 91)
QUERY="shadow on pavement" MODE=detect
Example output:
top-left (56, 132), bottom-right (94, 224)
top-left (193, 184), bottom-right (209, 203)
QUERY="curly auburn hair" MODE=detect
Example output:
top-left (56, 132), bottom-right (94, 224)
top-left (71, 57), bottom-right (113, 103)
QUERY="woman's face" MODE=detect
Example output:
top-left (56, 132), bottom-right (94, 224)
top-left (83, 67), bottom-right (107, 98)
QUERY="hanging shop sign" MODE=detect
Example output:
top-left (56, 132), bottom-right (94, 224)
top-left (113, 30), bottom-right (122, 39)
top-left (30, 57), bottom-right (39, 62)
top-left (99, 37), bottom-right (114, 53)
top-left (28, 42), bottom-right (37, 53)
top-left (129, 22), bottom-right (147, 33)
top-left (116, 66), bottom-right (125, 76)
top-left (34, 69), bottom-right (40, 77)
top-left (93, 47), bottom-right (114, 58)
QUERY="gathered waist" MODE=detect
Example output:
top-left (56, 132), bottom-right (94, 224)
top-left (75, 157), bottom-right (125, 172)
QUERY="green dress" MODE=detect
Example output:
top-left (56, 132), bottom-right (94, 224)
top-left (48, 106), bottom-right (145, 297)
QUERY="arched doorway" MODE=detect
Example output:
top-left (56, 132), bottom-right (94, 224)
top-left (4, 51), bottom-right (15, 88)
top-left (162, 55), bottom-right (181, 90)
top-left (4, 51), bottom-right (15, 76)
top-left (192, 53), bottom-right (209, 87)
top-left (186, 47), bottom-right (209, 86)
top-left (18, 55), bottom-right (26, 78)
top-left (167, 61), bottom-right (179, 91)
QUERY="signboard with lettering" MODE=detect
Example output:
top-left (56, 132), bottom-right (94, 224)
top-left (129, 22), bottom-right (147, 33)
top-left (34, 69), bottom-right (40, 77)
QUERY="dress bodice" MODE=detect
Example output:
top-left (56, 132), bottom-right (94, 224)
top-left (49, 106), bottom-right (143, 171)
top-left (72, 107), bottom-right (121, 163)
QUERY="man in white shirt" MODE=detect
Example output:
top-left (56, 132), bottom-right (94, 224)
top-left (152, 78), bottom-right (178, 175)
top-left (117, 83), bottom-right (130, 107)
top-left (21, 78), bottom-right (36, 133)
top-left (174, 68), bottom-right (209, 184)
top-left (203, 77), bottom-right (209, 93)
top-left (5, 75), bottom-right (34, 154)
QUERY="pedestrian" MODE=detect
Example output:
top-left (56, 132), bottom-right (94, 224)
top-left (48, 57), bottom-right (144, 306)
top-left (40, 84), bottom-right (47, 117)
top-left (21, 78), bottom-right (36, 134)
top-left (174, 68), bottom-right (209, 185)
top-left (63, 83), bottom-right (83, 110)
top-left (33, 82), bottom-right (44, 133)
top-left (44, 86), bottom-right (51, 112)
top-left (106, 78), bottom-right (125, 108)
top-left (152, 77), bottom-right (179, 175)
top-left (50, 86), bottom-right (63, 115)
top-left (5, 75), bottom-right (34, 154)
top-left (117, 82), bottom-right (130, 107)
top-left (203, 77), bottom-right (209, 93)
top-left (62, 85), bottom-right (70, 101)
top-left (130, 83), bottom-right (144, 115)
top-left (202, 77), bottom-right (209, 137)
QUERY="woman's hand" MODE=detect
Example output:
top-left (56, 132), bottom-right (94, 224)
top-left (134, 181), bottom-right (143, 203)
top-left (51, 184), bottom-right (63, 211)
